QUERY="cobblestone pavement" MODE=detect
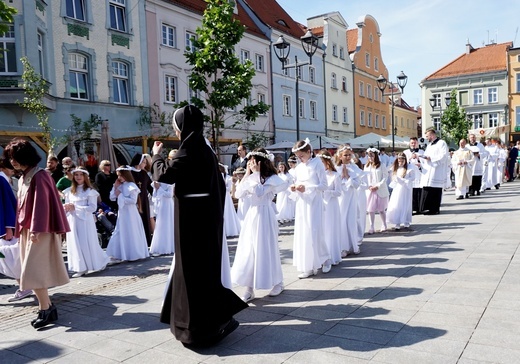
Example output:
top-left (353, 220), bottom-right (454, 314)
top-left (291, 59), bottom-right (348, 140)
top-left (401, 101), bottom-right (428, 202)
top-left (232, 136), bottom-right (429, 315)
top-left (2, 182), bottom-right (520, 363)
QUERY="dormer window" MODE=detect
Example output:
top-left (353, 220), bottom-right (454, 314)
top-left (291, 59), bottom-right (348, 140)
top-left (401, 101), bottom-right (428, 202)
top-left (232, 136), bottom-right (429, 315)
top-left (277, 19), bottom-right (288, 27)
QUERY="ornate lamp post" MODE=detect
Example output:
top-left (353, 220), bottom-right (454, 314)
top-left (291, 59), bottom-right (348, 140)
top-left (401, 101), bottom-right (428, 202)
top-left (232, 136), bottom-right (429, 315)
top-left (273, 30), bottom-right (319, 141)
top-left (377, 71), bottom-right (408, 152)
top-left (429, 93), bottom-right (452, 137)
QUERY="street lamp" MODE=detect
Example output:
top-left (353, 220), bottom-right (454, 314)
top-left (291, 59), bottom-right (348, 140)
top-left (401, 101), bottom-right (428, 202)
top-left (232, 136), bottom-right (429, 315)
top-left (376, 71), bottom-right (408, 152)
top-left (273, 30), bottom-right (319, 141)
top-left (429, 93), bottom-right (451, 137)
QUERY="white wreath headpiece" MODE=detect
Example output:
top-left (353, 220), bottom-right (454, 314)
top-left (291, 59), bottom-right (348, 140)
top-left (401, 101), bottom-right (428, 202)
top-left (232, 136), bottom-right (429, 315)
top-left (291, 138), bottom-right (311, 153)
top-left (70, 168), bottom-right (89, 176)
top-left (366, 147), bottom-right (380, 154)
top-left (247, 151), bottom-right (274, 162)
top-left (317, 154), bottom-right (332, 160)
top-left (337, 145), bottom-right (352, 153)
top-left (116, 165), bottom-right (133, 171)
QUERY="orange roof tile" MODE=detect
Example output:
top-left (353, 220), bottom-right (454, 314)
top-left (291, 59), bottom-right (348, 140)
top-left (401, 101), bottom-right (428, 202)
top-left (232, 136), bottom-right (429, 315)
top-left (347, 28), bottom-right (358, 54)
top-left (244, 0), bottom-right (305, 38)
top-left (424, 42), bottom-right (512, 81)
top-left (310, 26), bottom-right (324, 37)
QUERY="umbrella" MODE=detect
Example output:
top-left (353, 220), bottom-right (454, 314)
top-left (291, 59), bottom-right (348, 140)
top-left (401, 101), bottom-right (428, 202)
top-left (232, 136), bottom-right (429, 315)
top-left (99, 121), bottom-right (118, 169)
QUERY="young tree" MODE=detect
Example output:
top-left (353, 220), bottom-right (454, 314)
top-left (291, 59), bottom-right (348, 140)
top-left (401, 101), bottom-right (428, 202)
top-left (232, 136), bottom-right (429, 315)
top-left (0, 2), bottom-right (17, 34)
top-left (183, 0), bottom-right (269, 154)
top-left (441, 89), bottom-right (470, 145)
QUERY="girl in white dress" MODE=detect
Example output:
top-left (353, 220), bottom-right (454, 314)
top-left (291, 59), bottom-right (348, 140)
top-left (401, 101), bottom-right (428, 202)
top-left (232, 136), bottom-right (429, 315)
top-left (232, 168), bottom-right (250, 225)
top-left (149, 181), bottom-right (175, 256)
top-left (364, 149), bottom-right (390, 234)
top-left (275, 162), bottom-right (295, 223)
top-left (317, 150), bottom-right (342, 265)
top-left (107, 167), bottom-right (149, 262)
top-left (231, 148), bottom-right (286, 302)
top-left (386, 153), bottom-right (414, 230)
top-left (220, 164), bottom-right (241, 237)
top-left (336, 146), bottom-right (361, 256)
top-left (63, 167), bottom-right (110, 277)
top-left (290, 139), bottom-right (331, 278)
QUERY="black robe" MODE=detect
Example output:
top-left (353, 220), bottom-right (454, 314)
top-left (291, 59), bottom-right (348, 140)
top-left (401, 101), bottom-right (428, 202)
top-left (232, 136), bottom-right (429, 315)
top-left (152, 105), bottom-right (247, 346)
top-left (131, 169), bottom-right (153, 245)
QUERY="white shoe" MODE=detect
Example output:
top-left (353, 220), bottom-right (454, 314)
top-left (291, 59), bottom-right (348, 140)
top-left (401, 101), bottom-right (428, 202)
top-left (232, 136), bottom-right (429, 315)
top-left (72, 271), bottom-right (87, 278)
top-left (341, 250), bottom-right (348, 258)
top-left (298, 270), bottom-right (317, 279)
top-left (241, 288), bottom-right (255, 303)
top-left (7, 289), bottom-right (33, 302)
top-left (268, 283), bottom-right (284, 297)
top-left (322, 263), bottom-right (331, 273)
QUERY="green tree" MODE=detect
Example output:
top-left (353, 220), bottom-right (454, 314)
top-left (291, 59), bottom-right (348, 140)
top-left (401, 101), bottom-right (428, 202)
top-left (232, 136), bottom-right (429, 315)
top-left (183, 0), bottom-right (269, 154)
top-left (18, 57), bottom-right (54, 152)
top-left (441, 89), bottom-right (470, 145)
top-left (0, 1), bottom-right (17, 34)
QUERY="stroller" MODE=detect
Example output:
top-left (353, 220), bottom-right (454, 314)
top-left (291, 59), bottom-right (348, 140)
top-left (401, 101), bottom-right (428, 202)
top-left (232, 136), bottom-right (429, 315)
top-left (95, 202), bottom-right (117, 249)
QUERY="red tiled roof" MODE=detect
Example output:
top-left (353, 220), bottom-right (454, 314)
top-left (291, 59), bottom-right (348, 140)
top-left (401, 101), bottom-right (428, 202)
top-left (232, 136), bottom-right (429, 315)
top-left (347, 28), bottom-right (358, 54)
top-left (424, 42), bottom-right (512, 81)
top-left (161, 0), bottom-right (266, 39)
top-left (310, 26), bottom-right (324, 37)
top-left (243, 0), bottom-right (305, 38)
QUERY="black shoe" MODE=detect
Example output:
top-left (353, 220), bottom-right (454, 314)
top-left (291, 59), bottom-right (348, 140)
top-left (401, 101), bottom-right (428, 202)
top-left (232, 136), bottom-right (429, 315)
top-left (456, 196), bottom-right (464, 200)
top-left (486, 188), bottom-right (491, 190)
top-left (32, 304), bottom-right (58, 329)
top-left (465, 193), bottom-right (470, 199)
top-left (424, 211), bottom-right (440, 215)
top-left (476, 191), bottom-right (481, 196)
top-left (495, 184), bottom-right (500, 189)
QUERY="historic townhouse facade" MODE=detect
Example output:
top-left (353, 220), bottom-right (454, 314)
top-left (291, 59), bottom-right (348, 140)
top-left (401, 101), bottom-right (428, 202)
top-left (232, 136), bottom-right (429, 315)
top-left (508, 46), bottom-right (520, 143)
top-left (0, 0), bottom-right (149, 160)
top-left (308, 12), bottom-right (355, 140)
top-left (421, 42), bottom-right (511, 143)
top-left (243, 0), bottom-right (326, 143)
top-left (348, 15), bottom-right (390, 138)
top-left (145, 0), bottom-right (272, 150)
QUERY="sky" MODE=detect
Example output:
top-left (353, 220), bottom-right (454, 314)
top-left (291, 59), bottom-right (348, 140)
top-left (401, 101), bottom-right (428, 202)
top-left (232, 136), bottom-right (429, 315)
top-left (277, 0), bottom-right (519, 108)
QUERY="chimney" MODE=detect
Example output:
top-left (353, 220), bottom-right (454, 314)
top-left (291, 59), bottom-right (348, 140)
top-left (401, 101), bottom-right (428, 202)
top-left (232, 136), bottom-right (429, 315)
top-left (466, 39), bottom-right (474, 54)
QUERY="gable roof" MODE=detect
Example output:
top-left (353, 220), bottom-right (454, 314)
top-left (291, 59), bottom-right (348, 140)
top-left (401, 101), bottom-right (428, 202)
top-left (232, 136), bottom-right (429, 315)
top-left (424, 41), bottom-right (512, 81)
top-left (347, 28), bottom-right (358, 54)
top-left (243, 0), bottom-right (305, 38)
top-left (161, 0), bottom-right (266, 39)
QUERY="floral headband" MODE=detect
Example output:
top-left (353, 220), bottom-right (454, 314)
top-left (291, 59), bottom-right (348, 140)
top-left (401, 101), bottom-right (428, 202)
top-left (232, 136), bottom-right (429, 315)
top-left (317, 154), bottom-right (332, 160)
top-left (116, 165), bottom-right (132, 171)
top-left (70, 168), bottom-right (89, 176)
top-left (337, 145), bottom-right (352, 153)
top-left (247, 151), bottom-right (275, 162)
top-left (366, 147), bottom-right (380, 154)
top-left (291, 138), bottom-right (311, 153)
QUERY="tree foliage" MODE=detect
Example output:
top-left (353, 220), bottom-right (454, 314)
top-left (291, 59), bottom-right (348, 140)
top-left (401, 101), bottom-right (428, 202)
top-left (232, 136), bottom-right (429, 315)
top-left (183, 0), bottom-right (270, 153)
top-left (0, 1), bottom-right (17, 35)
top-left (441, 89), bottom-right (470, 145)
top-left (18, 57), bottom-right (54, 151)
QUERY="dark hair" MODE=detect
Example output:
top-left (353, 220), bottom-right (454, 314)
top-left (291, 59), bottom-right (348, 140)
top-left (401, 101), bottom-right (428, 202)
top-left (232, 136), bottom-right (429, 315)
top-left (3, 138), bottom-right (42, 168)
top-left (366, 150), bottom-right (381, 169)
top-left (250, 148), bottom-right (277, 184)
top-left (292, 140), bottom-right (312, 154)
top-left (47, 156), bottom-right (58, 162)
top-left (317, 149), bottom-right (336, 172)
top-left (409, 137), bottom-right (418, 142)
top-left (277, 161), bottom-right (289, 174)
top-left (391, 153), bottom-right (408, 175)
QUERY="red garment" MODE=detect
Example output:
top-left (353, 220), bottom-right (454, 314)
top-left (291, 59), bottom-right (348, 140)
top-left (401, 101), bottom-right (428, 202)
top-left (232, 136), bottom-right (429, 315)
top-left (15, 167), bottom-right (70, 237)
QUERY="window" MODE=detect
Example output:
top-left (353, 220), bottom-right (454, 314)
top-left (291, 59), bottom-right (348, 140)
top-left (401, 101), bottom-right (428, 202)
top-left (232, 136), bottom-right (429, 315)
top-left (0, 24), bottom-right (16, 74)
top-left (433, 117), bottom-right (441, 131)
top-left (331, 73), bottom-right (337, 89)
top-left (165, 75), bottom-right (177, 103)
top-left (240, 49), bottom-right (250, 64)
top-left (382, 115), bottom-right (387, 129)
top-left (473, 89), bottom-right (483, 104)
top-left (401, 117), bottom-right (404, 127)
top-left (162, 24), bottom-right (176, 48)
top-left (255, 54), bottom-right (264, 72)
top-left (342, 76), bottom-right (347, 92)
top-left (516, 106), bottom-right (520, 127)
top-left (309, 66), bottom-right (315, 83)
top-left (489, 113), bottom-right (498, 127)
top-left (185, 31), bottom-right (196, 52)
top-left (69, 53), bottom-right (89, 100)
top-left (375, 114), bottom-right (379, 128)
top-left (472, 114), bottom-right (483, 129)
top-left (66, 0), bottom-right (85, 21)
top-left (374, 87), bottom-right (379, 101)
top-left (342, 107), bottom-right (348, 124)
top-left (258, 93), bottom-right (266, 114)
top-left (283, 59), bottom-right (289, 76)
top-left (431, 93), bottom-right (441, 107)
top-left (296, 66), bottom-right (302, 80)
top-left (112, 61), bottom-right (129, 104)
top-left (283, 95), bottom-right (291, 116)
top-left (406, 119), bottom-right (410, 129)
top-left (365, 52), bottom-right (370, 67)
top-left (339, 47), bottom-right (344, 59)
top-left (459, 90), bottom-right (468, 106)
top-left (310, 100), bottom-right (317, 120)
top-left (109, 0), bottom-right (126, 32)
top-left (299, 98), bottom-right (305, 118)
top-left (374, 57), bottom-right (379, 71)
top-left (517, 74), bottom-right (520, 93)
top-left (37, 32), bottom-right (45, 78)
top-left (330, 105), bottom-right (337, 122)
top-left (367, 84), bottom-right (372, 99)
top-left (332, 43), bottom-right (337, 57)
top-left (359, 81), bottom-right (364, 97)
top-left (488, 87), bottom-right (498, 103)
top-left (360, 110), bottom-right (365, 125)
top-left (368, 112), bottom-right (372, 127)
top-left (188, 85), bottom-right (200, 101)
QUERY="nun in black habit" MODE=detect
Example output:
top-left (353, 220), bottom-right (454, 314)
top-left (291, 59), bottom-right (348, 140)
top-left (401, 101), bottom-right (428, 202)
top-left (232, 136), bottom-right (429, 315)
top-left (151, 105), bottom-right (247, 347)
top-left (130, 153), bottom-right (153, 245)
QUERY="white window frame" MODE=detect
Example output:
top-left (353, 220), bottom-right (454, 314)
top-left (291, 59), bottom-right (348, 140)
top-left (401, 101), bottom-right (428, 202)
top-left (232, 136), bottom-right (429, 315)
top-left (37, 32), bottom-right (45, 78)
top-left (112, 61), bottom-right (129, 104)
top-left (332, 105), bottom-right (338, 122)
top-left (342, 107), bottom-right (348, 124)
top-left (488, 87), bottom-right (498, 103)
top-left (339, 46), bottom-right (344, 59)
top-left (299, 98), bottom-right (305, 118)
top-left (382, 115), bottom-right (387, 129)
top-left (162, 24), bottom-right (176, 48)
top-left (257, 93), bottom-right (266, 115)
top-left (365, 52), bottom-right (370, 68)
top-left (69, 53), bottom-right (89, 100)
top-left (0, 24), bottom-right (16, 74)
top-left (375, 114), bottom-right (379, 128)
top-left (374, 57), bottom-right (379, 71)
top-left (309, 66), bottom-right (315, 83)
top-left (165, 75), bottom-right (177, 103)
top-left (185, 31), bottom-right (197, 52)
top-left (368, 112), bottom-right (372, 127)
top-left (332, 43), bottom-right (337, 57)
top-left (342, 76), bottom-right (347, 92)
top-left (433, 117), bottom-right (441, 131)
top-left (255, 53), bottom-right (264, 72)
top-left (240, 49), bottom-right (250, 64)
top-left (109, 0), bottom-right (126, 32)
top-left (310, 100), bottom-right (317, 120)
top-left (473, 89), bottom-right (483, 105)
top-left (517, 73), bottom-right (520, 93)
top-left (283, 95), bottom-right (291, 116)
top-left (66, 0), bottom-right (86, 21)
top-left (489, 113), bottom-right (498, 127)
top-left (331, 73), bottom-right (337, 89)
top-left (360, 110), bottom-right (365, 126)
top-left (359, 81), bottom-right (364, 97)
top-left (367, 84), bottom-right (372, 100)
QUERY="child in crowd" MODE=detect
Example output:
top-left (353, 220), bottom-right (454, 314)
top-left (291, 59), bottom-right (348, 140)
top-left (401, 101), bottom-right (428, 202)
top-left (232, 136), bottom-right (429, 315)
top-left (149, 181), bottom-right (175, 256)
top-left (364, 148), bottom-right (389, 234)
top-left (386, 153), bottom-right (414, 230)
top-left (275, 161), bottom-right (295, 223)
